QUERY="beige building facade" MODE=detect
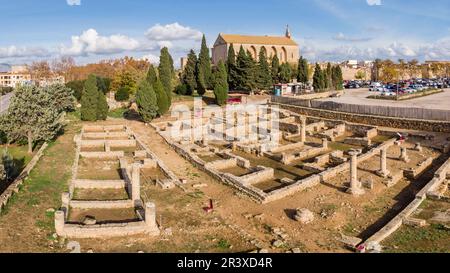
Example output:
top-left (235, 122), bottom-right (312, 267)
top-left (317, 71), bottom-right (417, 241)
top-left (212, 27), bottom-right (299, 66)
top-left (0, 65), bottom-right (31, 88)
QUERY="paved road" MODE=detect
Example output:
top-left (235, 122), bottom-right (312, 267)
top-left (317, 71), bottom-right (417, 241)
top-left (0, 92), bottom-right (12, 114)
top-left (318, 88), bottom-right (450, 111)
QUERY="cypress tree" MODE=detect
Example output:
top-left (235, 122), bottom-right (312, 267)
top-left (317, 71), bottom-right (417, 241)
top-left (146, 64), bottom-right (158, 86)
top-left (235, 46), bottom-right (256, 91)
top-left (297, 56), bottom-right (309, 84)
top-left (158, 47), bottom-right (174, 105)
top-left (154, 79), bottom-right (169, 116)
top-left (81, 74), bottom-right (99, 121)
top-left (313, 64), bottom-right (324, 92)
top-left (279, 63), bottom-right (293, 84)
top-left (136, 79), bottom-right (159, 122)
top-left (335, 65), bottom-right (344, 90)
top-left (213, 61), bottom-right (229, 106)
top-left (271, 55), bottom-right (280, 84)
top-left (96, 89), bottom-right (109, 120)
top-left (256, 47), bottom-right (272, 90)
top-left (182, 49), bottom-right (197, 95)
top-left (326, 63), bottom-right (333, 90)
top-left (197, 34), bottom-right (212, 95)
top-left (226, 44), bottom-right (237, 90)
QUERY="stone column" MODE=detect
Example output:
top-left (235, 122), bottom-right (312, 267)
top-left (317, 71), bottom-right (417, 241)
top-left (400, 147), bottom-right (410, 163)
top-left (377, 148), bottom-right (390, 178)
top-left (61, 192), bottom-right (70, 213)
top-left (55, 210), bottom-right (65, 236)
top-left (347, 151), bottom-right (365, 195)
top-left (300, 116), bottom-right (307, 143)
top-left (105, 141), bottom-right (111, 152)
top-left (145, 202), bottom-right (157, 228)
top-left (131, 163), bottom-right (141, 206)
top-left (322, 138), bottom-right (329, 150)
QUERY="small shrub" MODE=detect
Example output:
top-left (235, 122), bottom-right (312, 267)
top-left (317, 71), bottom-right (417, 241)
top-left (115, 87), bottom-right (130, 102)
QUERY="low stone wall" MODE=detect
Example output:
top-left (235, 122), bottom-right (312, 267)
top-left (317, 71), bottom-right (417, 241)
top-left (55, 204), bottom-right (159, 239)
top-left (79, 151), bottom-right (124, 159)
top-left (83, 124), bottom-right (126, 132)
top-left (272, 102), bottom-right (450, 133)
top-left (0, 143), bottom-right (48, 213)
top-left (80, 139), bottom-right (136, 148)
top-left (344, 137), bottom-right (371, 146)
top-left (239, 166), bottom-right (274, 186)
top-left (205, 158), bottom-right (237, 170)
top-left (403, 157), bottom-right (433, 179)
top-left (72, 179), bottom-right (126, 190)
top-left (69, 200), bottom-right (134, 209)
top-left (265, 175), bottom-right (321, 203)
top-left (359, 155), bottom-right (450, 252)
top-left (83, 131), bottom-right (130, 140)
top-left (271, 142), bottom-right (305, 154)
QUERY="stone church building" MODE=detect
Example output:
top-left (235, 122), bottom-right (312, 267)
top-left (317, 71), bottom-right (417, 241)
top-left (212, 27), bottom-right (299, 66)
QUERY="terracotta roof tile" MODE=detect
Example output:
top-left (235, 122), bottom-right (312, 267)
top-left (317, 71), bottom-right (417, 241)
top-left (220, 34), bottom-right (298, 46)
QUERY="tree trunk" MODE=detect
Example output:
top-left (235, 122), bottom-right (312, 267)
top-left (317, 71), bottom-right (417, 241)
top-left (28, 131), bottom-right (33, 154)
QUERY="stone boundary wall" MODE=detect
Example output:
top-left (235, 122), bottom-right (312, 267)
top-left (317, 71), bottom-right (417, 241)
top-left (72, 179), bottom-right (126, 190)
top-left (69, 200), bottom-right (134, 209)
top-left (0, 143), bottom-right (49, 213)
top-left (80, 139), bottom-right (136, 148)
top-left (131, 129), bottom-right (181, 189)
top-left (271, 101), bottom-right (450, 133)
top-left (265, 175), bottom-right (321, 203)
top-left (83, 131), bottom-right (130, 140)
top-left (403, 157), bottom-right (433, 179)
top-left (79, 151), bottom-right (124, 159)
top-left (83, 125), bottom-right (126, 132)
top-left (359, 155), bottom-right (450, 252)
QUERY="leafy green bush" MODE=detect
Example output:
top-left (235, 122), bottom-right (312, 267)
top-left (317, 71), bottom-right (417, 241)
top-left (175, 84), bottom-right (188, 96)
top-left (115, 87), bottom-right (130, 102)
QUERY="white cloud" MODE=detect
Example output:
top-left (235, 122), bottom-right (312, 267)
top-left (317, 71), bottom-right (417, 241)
top-left (145, 22), bottom-right (202, 41)
top-left (0, 46), bottom-right (50, 59)
top-left (366, 0), bottom-right (382, 6)
top-left (60, 28), bottom-right (140, 56)
top-left (141, 54), bottom-right (159, 65)
top-left (333, 32), bottom-right (372, 42)
top-left (66, 0), bottom-right (81, 6)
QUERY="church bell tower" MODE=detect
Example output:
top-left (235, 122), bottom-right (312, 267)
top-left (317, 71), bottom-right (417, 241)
top-left (285, 25), bottom-right (292, 39)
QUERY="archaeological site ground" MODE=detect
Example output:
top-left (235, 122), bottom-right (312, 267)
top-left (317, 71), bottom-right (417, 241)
top-left (1, 95), bottom-right (449, 254)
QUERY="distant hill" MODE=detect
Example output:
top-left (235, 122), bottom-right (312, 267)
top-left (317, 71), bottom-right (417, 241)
top-left (0, 63), bottom-right (11, 73)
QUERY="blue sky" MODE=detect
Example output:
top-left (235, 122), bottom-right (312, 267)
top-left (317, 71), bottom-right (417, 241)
top-left (1, 0), bottom-right (450, 66)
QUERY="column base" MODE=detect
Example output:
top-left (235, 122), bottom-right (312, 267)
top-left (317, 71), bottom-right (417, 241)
top-left (376, 169), bottom-right (390, 178)
top-left (346, 185), bottom-right (365, 196)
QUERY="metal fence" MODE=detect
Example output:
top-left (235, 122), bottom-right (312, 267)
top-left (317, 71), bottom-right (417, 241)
top-left (271, 96), bottom-right (450, 121)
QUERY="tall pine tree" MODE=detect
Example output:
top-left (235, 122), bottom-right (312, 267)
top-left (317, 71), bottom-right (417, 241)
top-left (182, 49), bottom-right (197, 95)
top-left (235, 46), bottom-right (256, 91)
top-left (197, 34), bottom-right (212, 95)
top-left (146, 64), bottom-right (158, 86)
top-left (313, 63), bottom-right (324, 92)
top-left (96, 89), bottom-right (108, 121)
top-left (158, 47), bottom-right (174, 105)
top-left (213, 61), bottom-right (229, 106)
top-left (256, 47), bottom-right (272, 90)
top-left (81, 74), bottom-right (99, 121)
top-left (325, 62), bottom-right (333, 90)
top-left (279, 63), bottom-right (293, 84)
top-left (271, 55), bottom-right (280, 84)
top-left (154, 79), bottom-right (169, 116)
top-left (226, 44), bottom-right (237, 90)
top-left (136, 79), bottom-right (159, 122)
top-left (297, 56), bottom-right (309, 84)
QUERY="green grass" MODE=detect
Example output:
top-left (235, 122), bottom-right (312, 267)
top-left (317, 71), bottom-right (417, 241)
top-left (217, 239), bottom-right (231, 250)
top-left (384, 224), bottom-right (450, 253)
top-left (0, 122), bottom-right (76, 252)
top-left (108, 108), bottom-right (128, 119)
